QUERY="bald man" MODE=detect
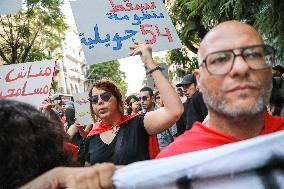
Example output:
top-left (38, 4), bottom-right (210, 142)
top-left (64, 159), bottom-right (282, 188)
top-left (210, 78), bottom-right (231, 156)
top-left (157, 20), bottom-right (284, 158)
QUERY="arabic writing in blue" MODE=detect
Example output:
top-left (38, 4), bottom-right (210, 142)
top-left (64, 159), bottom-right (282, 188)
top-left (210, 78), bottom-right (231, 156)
top-left (80, 24), bottom-right (138, 51)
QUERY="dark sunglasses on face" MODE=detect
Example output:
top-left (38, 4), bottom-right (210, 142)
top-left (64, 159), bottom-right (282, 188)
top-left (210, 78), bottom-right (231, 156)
top-left (139, 96), bottom-right (148, 101)
top-left (88, 91), bottom-right (112, 104)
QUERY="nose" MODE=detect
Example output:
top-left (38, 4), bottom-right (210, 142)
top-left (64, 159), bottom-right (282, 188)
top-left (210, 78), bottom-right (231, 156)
top-left (97, 95), bottom-right (104, 105)
top-left (229, 54), bottom-right (250, 77)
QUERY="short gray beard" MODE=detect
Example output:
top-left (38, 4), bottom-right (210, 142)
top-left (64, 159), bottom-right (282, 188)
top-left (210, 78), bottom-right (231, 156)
top-left (202, 81), bottom-right (272, 119)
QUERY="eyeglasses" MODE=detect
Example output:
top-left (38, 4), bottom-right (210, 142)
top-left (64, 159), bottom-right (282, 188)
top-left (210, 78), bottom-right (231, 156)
top-left (139, 96), bottom-right (148, 101)
top-left (201, 44), bottom-right (275, 75)
top-left (88, 91), bottom-right (112, 104)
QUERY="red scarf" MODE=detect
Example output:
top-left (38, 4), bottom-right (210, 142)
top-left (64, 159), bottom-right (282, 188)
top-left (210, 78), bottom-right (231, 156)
top-left (87, 113), bottom-right (160, 159)
top-left (87, 113), bottom-right (140, 136)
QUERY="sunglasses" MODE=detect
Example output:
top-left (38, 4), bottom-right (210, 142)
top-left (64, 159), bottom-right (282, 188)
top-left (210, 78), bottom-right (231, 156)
top-left (139, 96), bottom-right (148, 101)
top-left (155, 96), bottom-right (161, 100)
top-left (88, 91), bottom-right (112, 104)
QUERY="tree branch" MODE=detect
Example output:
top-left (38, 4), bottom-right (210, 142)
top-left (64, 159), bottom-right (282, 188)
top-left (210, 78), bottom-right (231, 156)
top-left (0, 47), bottom-right (9, 64)
top-left (20, 25), bottom-right (41, 63)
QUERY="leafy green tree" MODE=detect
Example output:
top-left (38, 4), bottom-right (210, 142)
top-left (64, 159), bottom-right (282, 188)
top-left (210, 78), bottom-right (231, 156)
top-left (87, 60), bottom-right (128, 96)
top-left (0, 0), bottom-right (67, 64)
top-left (169, 0), bottom-right (284, 66)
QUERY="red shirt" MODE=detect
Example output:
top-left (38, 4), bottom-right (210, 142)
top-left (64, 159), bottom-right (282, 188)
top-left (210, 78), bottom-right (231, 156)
top-left (157, 113), bottom-right (284, 158)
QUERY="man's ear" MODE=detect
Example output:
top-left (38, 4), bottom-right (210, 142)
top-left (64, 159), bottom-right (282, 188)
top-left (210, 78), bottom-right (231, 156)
top-left (194, 69), bottom-right (201, 92)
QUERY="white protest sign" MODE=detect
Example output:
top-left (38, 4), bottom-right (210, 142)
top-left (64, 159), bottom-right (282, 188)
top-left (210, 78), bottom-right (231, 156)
top-left (0, 0), bottom-right (22, 15)
top-left (113, 130), bottom-right (284, 189)
top-left (70, 0), bottom-right (182, 65)
top-left (0, 60), bottom-right (56, 108)
top-left (73, 92), bottom-right (93, 125)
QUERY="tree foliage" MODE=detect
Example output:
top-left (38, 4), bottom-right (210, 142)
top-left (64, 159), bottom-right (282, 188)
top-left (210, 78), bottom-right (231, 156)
top-left (87, 60), bottom-right (128, 96)
top-left (168, 0), bottom-right (284, 68)
top-left (0, 0), bottom-right (67, 64)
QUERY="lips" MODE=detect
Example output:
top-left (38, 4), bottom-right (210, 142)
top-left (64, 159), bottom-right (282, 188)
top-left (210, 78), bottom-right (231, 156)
top-left (227, 83), bottom-right (259, 93)
top-left (98, 108), bottom-right (107, 114)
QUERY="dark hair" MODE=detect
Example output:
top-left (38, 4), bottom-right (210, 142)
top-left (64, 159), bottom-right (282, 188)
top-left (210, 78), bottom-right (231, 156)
top-left (273, 65), bottom-right (284, 75)
top-left (140, 86), bottom-right (154, 97)
top-left (89, 80), bottom-right (124, 119)
top-left (65, 107), bottom-right (75, 127)
top-left (126, 95), bottom-right (139, 115)
top-left (177, 88), bottom-right (183, 92)
top-left (269, 78), bottom-right (284, 115)
top-left (154, 91), bottom-right (160, 100)
top-left (0, 99), bottom-right (74, 188)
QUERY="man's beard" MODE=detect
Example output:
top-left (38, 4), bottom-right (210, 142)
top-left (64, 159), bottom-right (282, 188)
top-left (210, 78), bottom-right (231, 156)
top-left (201, 81), bottom-right (272, 119)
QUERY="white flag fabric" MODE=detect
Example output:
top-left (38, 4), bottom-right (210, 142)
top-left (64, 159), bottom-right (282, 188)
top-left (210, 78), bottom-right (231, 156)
top-left (113, 130), bottom-right (284, 189)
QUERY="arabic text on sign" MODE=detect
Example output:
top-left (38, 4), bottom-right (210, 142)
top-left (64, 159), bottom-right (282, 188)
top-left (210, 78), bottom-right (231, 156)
top-left (107, 10), bottom-right (165, 25)
top-left (108, 0), bottom-right (157, 13)
top-left (5, 65), bottom-right (52, 83)
top-left (0, 81), bottom-right (49, 98)
top-left (80, 24), bottom-right (138, 51)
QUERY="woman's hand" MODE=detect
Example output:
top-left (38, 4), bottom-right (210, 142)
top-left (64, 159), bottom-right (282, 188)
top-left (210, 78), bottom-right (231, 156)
top-left (129, 42), bottom-right (157, 69)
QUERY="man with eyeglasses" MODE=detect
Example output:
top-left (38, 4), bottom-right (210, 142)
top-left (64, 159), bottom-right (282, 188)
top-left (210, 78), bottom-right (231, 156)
top-left (157, 20), bottom-right (284, 158)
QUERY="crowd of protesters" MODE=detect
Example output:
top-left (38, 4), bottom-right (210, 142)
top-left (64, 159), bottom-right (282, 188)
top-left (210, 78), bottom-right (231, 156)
top-left (1, 20), bottom-right (284, 188)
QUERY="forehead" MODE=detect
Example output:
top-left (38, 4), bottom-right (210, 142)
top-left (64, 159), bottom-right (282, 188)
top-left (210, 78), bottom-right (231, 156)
top-left (130, 98), bottom-right (137, 103)
top-left (91, 87), bottom-right (106, 95)
top-left (139, 91), bottom-right (151, 97)
top-left (199, 23), bottom-right (263, 58)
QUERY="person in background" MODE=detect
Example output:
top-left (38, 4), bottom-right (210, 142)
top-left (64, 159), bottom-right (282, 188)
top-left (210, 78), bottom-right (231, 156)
top-left (154, 91), bottom-right (177, 150)
top-left (270, 65), bottom-right (284, 116)
top-left (177, 87), bottom-right (187, 103)
top-left (39, 97), bottom-right (61, 123)
top-left (139, 86), bottom-right (158, 112)
top-left (157, 20), bottom-right (284, 158)
top-left (84, 43), bottom-right (183, 165)
top-left (272, 65), bottom-right (284, 77)
top-left (175, 74), bottom-right (197, 135)
top-left (154, 91), bottom-right (163, 107)
top-left (126, 95), bottom-right (141, 115)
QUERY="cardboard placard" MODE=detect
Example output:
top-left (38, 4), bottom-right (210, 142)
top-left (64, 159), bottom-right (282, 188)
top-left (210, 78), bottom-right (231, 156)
top-left (70, 0), bottom-right (182, 65)
top-left (73, 92), bottom-right (94, 125)
top-left (0, 60), bottom-right (56, 108)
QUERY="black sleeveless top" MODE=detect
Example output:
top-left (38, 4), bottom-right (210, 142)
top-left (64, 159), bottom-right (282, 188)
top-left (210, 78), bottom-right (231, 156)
top-left (85, 114), bottom-right (149, 165)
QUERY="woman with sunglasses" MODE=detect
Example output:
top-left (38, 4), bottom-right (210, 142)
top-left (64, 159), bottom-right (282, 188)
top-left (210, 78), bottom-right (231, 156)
top-left (85, 43), bottom-right (184, 165)
top-left (126, 95), bottom-right (141, 115)
top-left (154, 91), bottom-right (164, 108)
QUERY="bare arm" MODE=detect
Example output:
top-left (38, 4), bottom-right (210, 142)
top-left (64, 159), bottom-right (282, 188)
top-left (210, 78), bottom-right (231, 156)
top-left (19, 163), bottom-right (115, 189)
top-left (67, 123), bottom-right (78, 138)
top-left (129, 43), bottom-right (183, 135)
top-left (77, 124), bottom-right (93, 138)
